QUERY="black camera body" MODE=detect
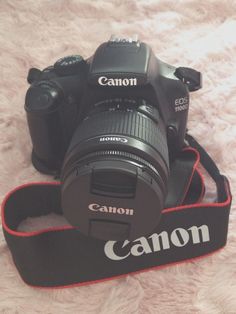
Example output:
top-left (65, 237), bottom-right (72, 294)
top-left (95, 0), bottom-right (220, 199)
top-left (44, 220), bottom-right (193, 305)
top-left (25, 36), bottom-right (202, 241)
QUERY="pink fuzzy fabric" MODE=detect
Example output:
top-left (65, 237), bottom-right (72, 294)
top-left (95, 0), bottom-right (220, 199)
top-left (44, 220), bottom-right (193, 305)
top-left (0, 0), bottom-right (236, 313)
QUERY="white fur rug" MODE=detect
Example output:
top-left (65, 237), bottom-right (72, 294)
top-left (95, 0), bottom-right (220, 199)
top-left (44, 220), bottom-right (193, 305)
top-left (0, 0), bottom-right (236, 313)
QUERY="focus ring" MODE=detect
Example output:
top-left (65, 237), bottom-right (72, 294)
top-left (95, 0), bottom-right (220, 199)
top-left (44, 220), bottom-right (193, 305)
top-left (62, 149), bottom-right (167, 196)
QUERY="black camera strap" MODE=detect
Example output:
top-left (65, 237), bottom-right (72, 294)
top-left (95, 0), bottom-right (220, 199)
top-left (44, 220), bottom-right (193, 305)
top-left (1, 135), bottom-right (232, 288)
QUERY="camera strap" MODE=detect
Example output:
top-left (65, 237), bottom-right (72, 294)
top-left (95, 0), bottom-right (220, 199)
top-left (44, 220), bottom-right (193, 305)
top-left (1, 135), bottom-right (232, 288)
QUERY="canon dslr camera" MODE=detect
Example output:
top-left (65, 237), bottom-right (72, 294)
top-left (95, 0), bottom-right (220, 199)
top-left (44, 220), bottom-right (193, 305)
top-left (25, 35), bottom-right (202, 241)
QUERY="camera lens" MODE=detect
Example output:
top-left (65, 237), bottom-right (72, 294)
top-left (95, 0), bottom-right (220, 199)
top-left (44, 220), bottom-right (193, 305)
top-left (61, 99), bottom-right (169, 241)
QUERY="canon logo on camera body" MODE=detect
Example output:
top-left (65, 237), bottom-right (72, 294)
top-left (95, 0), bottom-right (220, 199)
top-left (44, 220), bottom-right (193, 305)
top-left (98, 76), bottom-right (137, 86)
top-left (88, 203), bottom-right (134, 216)
top-left (104, 224), bottom-right (210, 260)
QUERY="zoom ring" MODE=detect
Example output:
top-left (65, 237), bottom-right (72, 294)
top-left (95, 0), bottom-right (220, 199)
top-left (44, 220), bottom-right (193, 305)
top-left (69, 110), bottom-right (169, 168)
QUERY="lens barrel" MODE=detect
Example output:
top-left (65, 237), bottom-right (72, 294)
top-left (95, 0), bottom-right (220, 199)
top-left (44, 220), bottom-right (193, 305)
top-left (61, 100), bottom-right (169, 241)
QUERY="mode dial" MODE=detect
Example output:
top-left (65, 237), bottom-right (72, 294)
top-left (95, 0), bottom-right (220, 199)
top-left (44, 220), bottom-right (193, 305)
top-left (54, 55), bottom-right (85, 76)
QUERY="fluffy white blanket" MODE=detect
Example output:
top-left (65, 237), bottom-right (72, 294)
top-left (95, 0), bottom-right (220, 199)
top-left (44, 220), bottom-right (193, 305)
top-left (0, 0), bottom-right (235, 313)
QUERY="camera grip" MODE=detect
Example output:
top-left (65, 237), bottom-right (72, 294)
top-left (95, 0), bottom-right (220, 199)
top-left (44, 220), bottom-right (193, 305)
top-left (25, 82), bottom-right (65, 174)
